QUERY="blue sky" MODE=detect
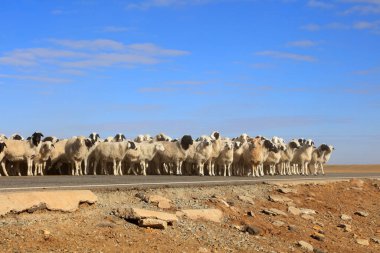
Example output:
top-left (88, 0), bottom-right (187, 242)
top-left (1, 0), bottom-right (379, 164)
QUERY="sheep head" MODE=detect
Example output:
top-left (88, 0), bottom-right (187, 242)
top-left (180, 135), bottom-right (193, 150)
top-left (31, 132), bottom-right (44, 146)
top-left (0, 142), bottom-right (7, 153)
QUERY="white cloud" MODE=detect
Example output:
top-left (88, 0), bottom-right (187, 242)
top-left (256, 51), bottom-right (316, 62)
top-left (0, 39), bottom-right (190, 69)
top-left (342, 5), bottom-right (380, 14)
top-left (353, 20), bottom-right (380, 29)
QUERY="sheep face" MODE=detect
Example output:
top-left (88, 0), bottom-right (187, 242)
top-left (234, 141), bottom-right (242, 150)
top-left (114, 133), bottom-right (126, 142)
top-left (89, 133), bottom-right (100, 144)
top-left (11, 134), bottom-right (24, 140)
top-left (128, 141), bottom-right (137, 150)
top-left (211, 131), bottom-right (220, 140)
top-left (154, 143), bottom-right (165, 152)
top-left (84, 139), bottom-right (94, 149)
top-left (0, 142), bottom-right (7, 153)
top-left (31, 132), bottom-right (44, 146)
top-left (289, 141), bottom-right (300, 149)
top-left (0, 134), bottom-right (7, 140)
top-left (224, 142), bottom-right (233, 150)
top-left (180, 135), bottom-right (193, 150)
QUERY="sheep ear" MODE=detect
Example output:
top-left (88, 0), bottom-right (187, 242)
top-left (96, 134), bottom-right (100, 138)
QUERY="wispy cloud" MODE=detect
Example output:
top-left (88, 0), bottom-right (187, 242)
top-left (287, 40), bottom-right (320, 47)
top-left (307, 0), bottom-right (334, 9)
top-left (301, 24), bottom-right (321, 31)
top-left (0, 39), bottom-right (190, 70)
top-left (301, 22), bottom-right (350, 31)
top-left (353, 66), bottom-right (380, 75)
top-left (353, 20), bottom-right (380, 30)
top-left (0, 74), bottom-right (70, 83)
top-left (256, 51), bottom-right (316, 62)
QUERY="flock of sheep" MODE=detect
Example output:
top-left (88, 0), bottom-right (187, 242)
top-left (0, 132), bottom-right (334, 177)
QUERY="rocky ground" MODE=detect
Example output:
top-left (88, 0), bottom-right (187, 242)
top-left (1, 179), bottom-right (380, 253)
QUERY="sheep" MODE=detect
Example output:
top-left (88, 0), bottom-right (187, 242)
top-left (243, 137), bottom-right (276, 177)
top-left (0, 134), bottom-right (7, 141)
top-left (10, 133), bottom-right (24, 140)
top-left (232, 141), bottom-right (246, 176)
top-left (92, 141), bottom-right (136, 175)
top-left (153, 135), bottom-right (193, 175)
top-left (84, 132), bottom-right (102, 175)
top-left (88, 133), bottom-right (101, 144)
top-left (0, 132), bottom-right (44, 176)
top-left (185, 137), bottom-right (213, 176)
top-left (310, 144), bottom-right (335, 175)
top-left (0, 142), bottom-right (7, 176)
top-left (48, 139), bottom-right (69, 174)
top-left (134, 134), bottom-right (153, 143)
top-left (33, 141), bottom-right (55, 176)
top-left (65, 136), bottom-right (93, 176)
top-left (291, 139), bottom-right (315, 175)
top-left (279, 140), bottom-right (301, 175)
top-left (154, 133), bottom-right (172, 142)
top-left (216, 140), bottom-right (234, 176)
top-left (207, 131), bottom-right (222, 176)
top-left (264, 143), bottom-right (282, 176)
top-left (43, 136), bottom-right (59, 143)
top-left (124, 141), bottom-right (165, 176)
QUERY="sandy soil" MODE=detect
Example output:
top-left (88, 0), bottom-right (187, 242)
top-left (1, 177), bottom-right (380, 253)
top-left (326, 164), bottom-right (380, 173)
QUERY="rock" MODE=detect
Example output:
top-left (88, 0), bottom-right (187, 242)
top-left (177, 209), bottom-right (223, 223)
top-left (244, 225), bottom-right (263, 235)
top-left (138, 218), bottom-right (167, 229)
top-left (356, 239), bottom-right (369, 246)
top-left (272, 220), bottom-right (285, 227)
top-left (301, 214), bottom-right (315, 221)
top-left (297, 241), bottom-right (313, 252)
top-left (337, 223), bottom-right (352, 232)
top-left (210, 197), bottom-right (230, 207)
top-left (288, 206), bottom-right (302, 215)
top-left (197, 247), bottom-right (210, 253)
top-left (247, 211), bottom-right (255, 217)
top-left (288, 225), bottom-right (297, 232)
top-left (114, 208), bottom-right (178, 224)
top-left (311, 232), bottom-right (325, 241)
top-left (354, 211), bottom-right (369, 217)
top-left (312, 225), bottom-right (323, 231)
top-left (268, 195), bottom-right (293, 204)
top-left (238, 195), bottom-right (255, 205)
top-left (144, 195), bottom-right (172, 209)
top-left (0, 190), bottom-right (97, 216)
top-left (350, 179), bottom-right (364, 188)
top-left (278, 188), bottom-right (297, 194)
top-left (262, 208), bottom-right (288, 217)
top-left (313, 248), bottom-right (325, 253)
top-left (300, 208), bottom-right (316, 215)
top-left (340, 214), bottom-right (352, 221)
top-left (371, 237), bottom-right (380, 244)
top-left (42, 230), bottom-right (51, 240)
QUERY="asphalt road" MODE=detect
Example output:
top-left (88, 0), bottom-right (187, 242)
top-left (1, 173), bottom-right (380, 191)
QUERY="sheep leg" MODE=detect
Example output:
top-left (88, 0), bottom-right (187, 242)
top-left (0, 161), bottom-right (9, 176)
top-left (27, 159), bottom-right (33, 176)
top-left (259, 164), bottom-right (264, 176)
top-left (112, 160), bottom-right (117, 175)
top-left (118, 161), bottom-right (123, 176)
top-left (93, 159), bottom-right (98, 175)
top-left (320, 163), bottom-right (325, 175)
top-left (140, 162), bottom-right (147, 176)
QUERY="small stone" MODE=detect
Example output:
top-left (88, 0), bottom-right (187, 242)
top-left (238, 195), bottom-right (255, 205)
top-left (340, 214), bottom-right (352, 221)
top-left (247, 211), bottom-right (255, 217)
top-left (354, 211), bottom-right (369, 217)
top-left (262, 208), bottom-right (288, 217)
top-left (244, 225), bottom-right (263, 235)
top-left (288, 225), bottom-right (297, 232)
top-left (138, 218), bottom-right (168, 229)
top-left (272, 220), bottom-right (285, 227)
top-left (371, 237), bottom-right (380, 244)
top-left (197, 247), bottom-right (210, 253)
top-left (300, 208), bottom-right (316, 215)
top-left (268, 195), bottom-right (293, 204)
top-left (301, 214), bottom-right (315, 221)
top-left (43, 230), bottom-right (50, 236)
top-left (288, 206), bottom-right (302, 215)
top-left (313, 225), bottom-right (323, 231)
top-left (278, 188), bottom-right (297, 194)
top-left (311, 232), bottom-right (325, 241)
top-left (297, 240), bottom-right (314, 252)
top-left (356, 239), bottom-right (369, 246)
top-left (350, 179), bottom-right (364, 188)
top-left (337, 224), bottom-right (352, 232)
top-left (313, 248), bottom-right (325, 253)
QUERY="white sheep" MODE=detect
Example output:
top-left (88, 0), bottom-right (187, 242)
top-left (186, 137), bottom-right (213, 176)
top-left (10, 133), bottom-right (24, 141)
top-left (65, 136), bottom-right (93, 176)
top-left (291, 139), bottom-right (315, 175)
top-left (92, 141), bottom-right (136, 175)
top-left (216, 140), bottom-right (234, 176)
top-left (33, 141), bottom-right (55, 176)
top-left (0, 142), bottom-right (7, 176)
top-left (0, 134), bottom-right (7, 141)
top-left (310, 144), bottom-right (335, 175)
top-left (279, 140), bottom-right (301, 175)
top-left (125, 141), bottom-right (165, 176)
top-left (0, 132), bottom-right (44, 176)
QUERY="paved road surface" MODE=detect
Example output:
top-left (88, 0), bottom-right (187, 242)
top-left (1, 173), bottom-right (380, 191)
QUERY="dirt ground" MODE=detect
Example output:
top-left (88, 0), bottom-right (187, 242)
top-left (325, 164), bottom-right (380, 173)
top-left (1, 175), bottom-right (380, 253)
